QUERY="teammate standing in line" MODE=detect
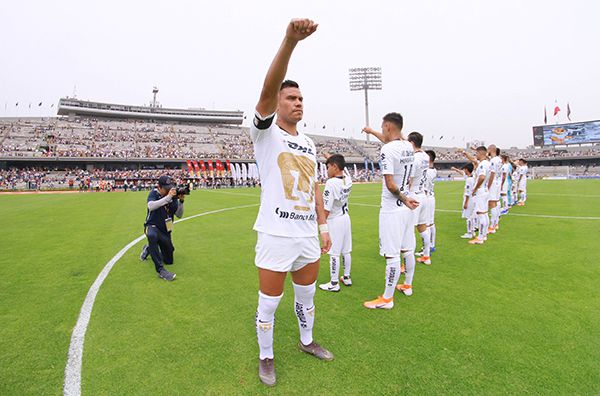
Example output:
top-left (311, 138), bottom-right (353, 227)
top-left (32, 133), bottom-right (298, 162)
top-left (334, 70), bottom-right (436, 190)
top-left (406, 132), bottom-right (432, 265)
top-left (362, 115), bottom-right (419, 306)
top-left (452, 163), bottom-right (476, 238)
top-left (500, 154), bottom-right (511, 214)
top-left (424, 150), bottom-right (437, 253)
top-left (517, 158), bottom-right (529, 205)
top-left (250, 19), bottom-right (334, 387)
top-left (319, 154), bottom-right (353, 292)
top-left (486, 145), bottom-right (502, 233)
top-left (465, 146), bottom-right (491, 245)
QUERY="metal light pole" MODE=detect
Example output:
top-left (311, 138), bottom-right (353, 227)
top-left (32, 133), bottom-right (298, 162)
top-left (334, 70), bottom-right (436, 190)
top-left (349, 67), bottom-right (382, 142)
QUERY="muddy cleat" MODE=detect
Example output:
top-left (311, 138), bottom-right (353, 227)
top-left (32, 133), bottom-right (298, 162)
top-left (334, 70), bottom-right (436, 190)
top-left (340, 276), bottom-right (353, 286)
top-left (258, 358), bottom-right (276, 386)
top-left (417, 256), bottom-right (431, 265)
top-left (298, 341), bottom-right (334, 361)
top-left (363, 295), bottom-right (394, 310)
top-left (319, 281), bottom-right (340, 292)
top-left (396, 284), bottom-right (413, 296)
top-left (460, 233), bottom-right (473, 239)
top-left (468, 238), bottom-right (484, 245)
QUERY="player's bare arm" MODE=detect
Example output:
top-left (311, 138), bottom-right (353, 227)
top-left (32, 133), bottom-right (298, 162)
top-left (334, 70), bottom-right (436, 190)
top-left (361, 126), bottom-right (386, 143)
top-left (255, 19), bottom-right (318, 117)
top-left (487, 170), bottom-right (495, 190)
top-left (472, 174), bottom-right (485, 195)
top-left (315, 182), bottom-right (332, 253)
top-left (384, 174), bottom-right (419, 209)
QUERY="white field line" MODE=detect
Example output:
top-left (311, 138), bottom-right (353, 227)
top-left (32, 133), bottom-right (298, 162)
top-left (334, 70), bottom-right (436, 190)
top-left (351, 203), bottom-right (600, 220)
top-left (63, 204), bottom-right (259, 396)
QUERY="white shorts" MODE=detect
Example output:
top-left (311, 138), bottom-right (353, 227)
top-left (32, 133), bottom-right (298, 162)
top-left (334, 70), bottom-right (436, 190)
top-left (488, 182), bottom-right (501, 201)
top-left (410, 192), bottom-right (429, 225)
top-left (328, 214), bottom-right (352, 255)
top-left (379, 208), bottom-right (416, 257)
top-left (474, 191), bottom-right (489, 213)
top-left (461, 197), bottom-right (475, 218)
top-left (426, 195), bottom-right (435, 225)
top-left (518, 180), bottom-right (527, 192)
top-left (255, 232), bottom-right (320, 272)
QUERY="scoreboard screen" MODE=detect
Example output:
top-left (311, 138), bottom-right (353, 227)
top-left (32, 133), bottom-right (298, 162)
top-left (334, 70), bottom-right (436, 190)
top-left (533, 119), bottom-right (600, 146)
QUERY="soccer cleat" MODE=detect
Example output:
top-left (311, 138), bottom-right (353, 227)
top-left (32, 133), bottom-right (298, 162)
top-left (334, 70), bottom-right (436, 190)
top-left (415, 249), bottom-right (424, 257)
top-left (417, 256), bottom-right (431, 265)
top-left (363, 296), bottom-right (394, 310)
top-left (517, 202), bottom-right (525, 206)
top-left (319, 281), bottom-right (340, 292)
top-left (298, 341), bottom-right (335, 361)
top-left (488, 227), bottom-right (496, 234)
top-left (430, 246), bottom-right (436, 253)
top-left (258, 358), bottom-right (276, 387)
top-left (500, 209), bottom-right (508, 215)
top-left (340, 276), bottom-right (353, 286)
top-left (140, 245), bottom-right (149, 261)
top-left (400, 264), bottom-right (406, 274)
top-left (158, 268), bottom-right (176, 281)
top-left (460, 233), bottom-right (473, 239)
top-left (396, 284), bottom-right (413, 296)
top-left (468, 238), bottom-right (484, 245)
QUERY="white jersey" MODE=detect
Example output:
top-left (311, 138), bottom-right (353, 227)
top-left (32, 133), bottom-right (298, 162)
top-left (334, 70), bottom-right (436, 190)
top-left (250, 113), bottom-right (318, 237)
top-left (500, 163), bottom-right (510, 185)
top-left (425, 168), bottom-right (437, 196)
top-left (518, 165), bottom-right (528, 186)
top-left (409, 150), bottom-right (430, 194)
top-left (489, 156), bottom-right (502, 186)
top-left (474, 159), bottom-right (491, 193)
top-left (380, 140), bottom-right (415, 212)
top-left (464, 176), bottom-right (474, 198)
top-left (323, 174), bottom-right (352, 220)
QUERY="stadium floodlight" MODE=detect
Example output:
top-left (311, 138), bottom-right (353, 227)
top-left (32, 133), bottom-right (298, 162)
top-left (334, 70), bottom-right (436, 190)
top-left (349, 67), bottom-right (382, 142)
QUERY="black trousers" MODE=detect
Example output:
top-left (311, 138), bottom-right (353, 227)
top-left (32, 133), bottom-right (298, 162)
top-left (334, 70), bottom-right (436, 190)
top-left (145, 225), bottom-right (174, 272)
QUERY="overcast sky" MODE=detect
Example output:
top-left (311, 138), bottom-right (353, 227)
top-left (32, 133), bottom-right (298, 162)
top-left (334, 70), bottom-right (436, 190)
top-left (1, 0), bottom-right (598, 148)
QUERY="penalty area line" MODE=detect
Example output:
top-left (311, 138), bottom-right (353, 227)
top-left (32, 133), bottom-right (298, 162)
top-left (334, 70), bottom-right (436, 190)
top-left (63, 204), bottom-right (258, 396)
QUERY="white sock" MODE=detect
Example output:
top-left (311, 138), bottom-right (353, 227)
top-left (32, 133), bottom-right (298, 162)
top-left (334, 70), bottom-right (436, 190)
top-left (430, 224), bottom-right (436, 247)
top-left (293, 282), bottom-right (316, 346)
top-left (342, 253), bottom-right (352, 277)
top-left (502, 195), bottom-right (508, 209)
top-left (403, 251), bottom-right (415, 285)
top-left (466, 219), bottom-right (472, 234)
top-left (470, 216), bottom-right (477, 234)
top-left (522, 192), bottom-right (527, 202)
top-left (329, 255), bottom-right (340, 283)
top-left (256, 291), bottom-right (283, 360)
top-left (383, 257), bottom-right (401, 299)
top-left (478, 213), bottom-right (489, 240)
top-left (494, 206), bottom-right (500, 226)
top-left (420, 229), bottom-right (431, 257)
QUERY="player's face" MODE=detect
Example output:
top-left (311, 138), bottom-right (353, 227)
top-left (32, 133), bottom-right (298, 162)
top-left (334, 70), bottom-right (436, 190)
top-left (476, 150), bottom-right (486, 160)
top-left (277, 87), bottom-right (304, 124)
top-left (326, 163), bottom-right (337, 178)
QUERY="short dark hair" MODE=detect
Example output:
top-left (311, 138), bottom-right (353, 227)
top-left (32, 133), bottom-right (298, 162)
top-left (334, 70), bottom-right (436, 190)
top-left (476, 146), bottom-right (487, 153)
top-left (425, 149), bottom-right (436, 162)
top-left (280, 80), bottom-right (299, 90)
top-left (407, 132), bottom-right (423, 148)
top-left (501, 154), bottom-right (509, 161)
top-left (496, 148), bottom-right (501, 156)
top-left (382, 112), bottom-right (403, 131)
top-left (520, 158), bottom-right (528, 164)
top-left (325, 154), bottom-right (346, 171)
top-left (463, 162), bottom-right (474, 174)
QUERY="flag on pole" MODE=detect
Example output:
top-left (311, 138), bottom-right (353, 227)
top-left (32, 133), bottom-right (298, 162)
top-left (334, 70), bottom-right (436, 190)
top-left (553, 101), bottom-right (560, 116)
top-left (38, 102), bottom-right (42, 106)
top-left (567, 103), bottom-right (571, 121)
top-left (544, 106), bottom-right (547, 124)
top-left (15, 102), bottom-right (19, 107)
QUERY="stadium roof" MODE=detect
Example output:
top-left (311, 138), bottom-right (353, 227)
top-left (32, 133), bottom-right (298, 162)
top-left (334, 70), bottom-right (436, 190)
top-left (57, 98), bottom-right (244, 124)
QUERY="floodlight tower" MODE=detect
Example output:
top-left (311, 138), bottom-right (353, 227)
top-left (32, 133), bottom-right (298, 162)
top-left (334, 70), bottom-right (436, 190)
top-left (349, 67), bottom-right (382, 142)
top-left (151, 86), bottom-right (159, 108)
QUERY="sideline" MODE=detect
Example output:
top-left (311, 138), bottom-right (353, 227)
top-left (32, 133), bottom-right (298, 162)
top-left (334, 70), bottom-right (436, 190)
top-left (352, 203), bottom-right (600, 220)
top-left (63, 204), bottom-right (259, 396)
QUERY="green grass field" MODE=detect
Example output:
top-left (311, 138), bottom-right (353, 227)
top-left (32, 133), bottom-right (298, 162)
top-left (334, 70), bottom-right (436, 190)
top-left (1, 180), bottom-right (599, 395)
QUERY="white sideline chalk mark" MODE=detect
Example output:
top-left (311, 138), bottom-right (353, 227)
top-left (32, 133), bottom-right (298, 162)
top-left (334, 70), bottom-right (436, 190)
top-left (352, 203), bottom-right (600, 220)
top-left (63, 204), bottom-right (259, 396)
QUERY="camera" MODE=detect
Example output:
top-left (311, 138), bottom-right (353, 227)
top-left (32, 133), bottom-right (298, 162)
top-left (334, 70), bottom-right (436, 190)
top-left (176, 185), bottom-right (190, 196)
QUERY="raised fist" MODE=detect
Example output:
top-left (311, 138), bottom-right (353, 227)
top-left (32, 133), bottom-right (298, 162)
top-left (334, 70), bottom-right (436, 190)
top-left (285, 18), bottom-right (318, 42)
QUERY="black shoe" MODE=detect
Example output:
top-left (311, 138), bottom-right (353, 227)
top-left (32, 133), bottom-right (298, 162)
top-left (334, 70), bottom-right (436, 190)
top-left (140, 245), bottom-right (149, 261)
top-left (158, 268), bottom-right (176, 281)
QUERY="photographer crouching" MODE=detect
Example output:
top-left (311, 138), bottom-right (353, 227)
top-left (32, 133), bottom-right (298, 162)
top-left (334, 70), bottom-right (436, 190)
top-left (140, 175), bottom-right (189, 281)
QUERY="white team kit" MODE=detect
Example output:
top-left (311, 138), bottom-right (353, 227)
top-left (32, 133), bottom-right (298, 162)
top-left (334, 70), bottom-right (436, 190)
top-left (379, 140), bottom-right (416, 256)
top-left (250, 113), bottom-right (320, 272)
top-left (409, 150), bottom-right (430, 226)
top-left (518, 165), bottom-right (528, 192)
top-left (425, 167), bottom-right (437, 225)
top-left (323, 174), bottom-right (352, 256)
top-left (488, 156), bottom-right (502, 201)
top-left (462, 176), bottom-right (475, 219)
top-left (473, 159), bottom-right (490, 213)
top-left (500, 163), bottom-right (510, 194)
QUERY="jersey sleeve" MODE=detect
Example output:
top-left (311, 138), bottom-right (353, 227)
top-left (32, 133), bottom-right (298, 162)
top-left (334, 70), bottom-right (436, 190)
top-left (380, 146), bottom-right (394, 175)
top-left (249, 111), bottom-right (276, 142)
top-left (322, 180), bottom-right (335, 212)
